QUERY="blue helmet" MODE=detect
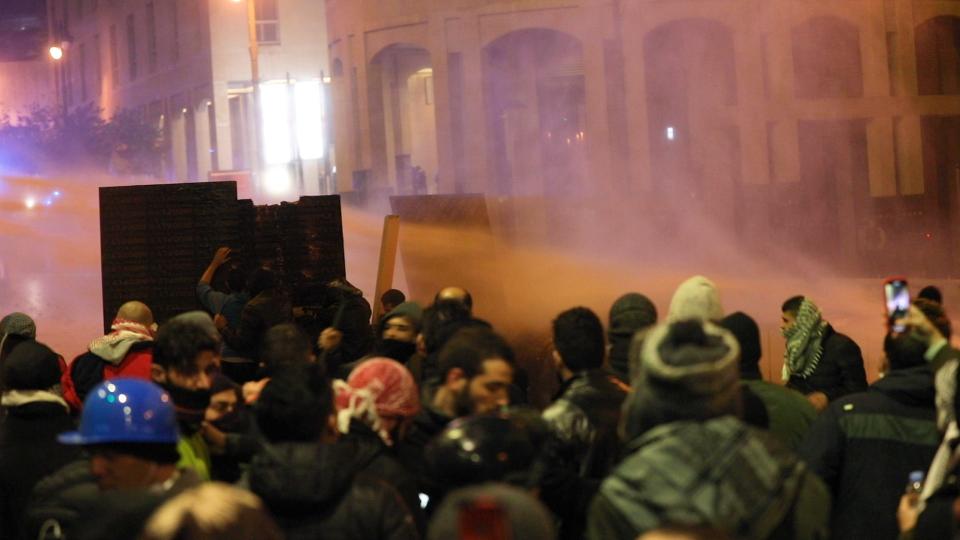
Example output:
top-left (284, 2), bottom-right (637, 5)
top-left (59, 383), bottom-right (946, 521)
top-left (59, 378), bottom-right (179, 445)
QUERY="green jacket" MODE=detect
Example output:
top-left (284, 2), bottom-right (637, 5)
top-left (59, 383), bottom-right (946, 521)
top-left (177, 431), bottom-right (211, 481)
top-left (587, 416), bottom-right (831, 540)
top-left (744, 379), bottom-right (817, 450)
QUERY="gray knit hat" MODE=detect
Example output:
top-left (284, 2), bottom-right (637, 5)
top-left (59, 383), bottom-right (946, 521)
top-left (622, 319), bottom-right (741, 441)
top-left (0, 312), bottom-right (37, 340)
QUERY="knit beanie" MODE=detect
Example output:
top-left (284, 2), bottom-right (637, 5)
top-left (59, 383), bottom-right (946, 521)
top-left (667, 276), bottom-right (723, 323)
top-left (2, 340), bottom-right (62, 391)
top-left (0, 312), bottom-right (37, 339)
top-left (623, 320), bottom-right (740, 441)
top-left (719, 312), bottom-right (762, 380)
top-left (382, 302), bottom-right (424, 332)
top-left (427, 483), bottom-right (556, 540)
top-left (608, 293), bottom-right (658, 380)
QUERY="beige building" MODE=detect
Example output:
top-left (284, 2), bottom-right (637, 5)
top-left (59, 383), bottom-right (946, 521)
top-left (327, 0), bottom-right (960, 272)
top-left (49, 0), bottom-right (330, 196)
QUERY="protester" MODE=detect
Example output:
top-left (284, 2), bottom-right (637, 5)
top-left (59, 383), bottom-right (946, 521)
top-left (800, 300), bottom-right (942, 540)
top-left (335, 357), bottom-right (425, 532)
top-left (26, 379), bottom-right (200, 540)
top-left (381, 288), bottom-right (406, 316)
top-left (202, 374), bottom-right (249, 482)
top-left (435, 286), bottom-right (473, 314)
top-left (0, 311), bottom-right (37, 363)
top-left (0, 340), bottom-right (78, 539)
top-left (666, 275), bottom-right (723, 322)
top-left (587, 319), bottom-right (830, 539)
top-left (719, 311), bottom-right (816, 449)
top-left (64, 301), bottom-right (156, 410)
top-left (244, 363), bottom-right (418, 540)
top-left (781, 296), bottom-right (868, 410)
top-left (541, 306), bottom-right (628, 539)
top-left (215, 267), bottom-right (293, 368)
top-left (607, 293), bottom-right (657, 380)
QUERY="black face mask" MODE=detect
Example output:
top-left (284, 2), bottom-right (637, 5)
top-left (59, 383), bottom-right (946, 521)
top-left (212, 408), bottom-right (250, 434)
top-left (376, 339), bottom-right (417, 363)
top-left (160, 382), bottom-right (211, 435)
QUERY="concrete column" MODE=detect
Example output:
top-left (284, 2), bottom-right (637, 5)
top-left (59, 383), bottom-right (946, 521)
top-left (580, 19), bottom-right (613, 196)
top-left (861, 8), bottom-right (892, 97)
top-left (429, 14), bottom-right (456, 193)
top-left (734, 3), bottom-right (770, 186)
top-left (766, 7), bottom-right (800, 183)
top-left (458, 14), bottom-right (490, 193)
top-left (866, 117), bottom-right (898, 196)
top-left (213, 84), bottom-right (235, 171)
top-left (894, 0), bottom-right (920, 97)
top-left (195, 102), bottom-right (213, 180)
top-left (896, 116), bottom-right (925, 194)
top-left (621, 20), bottom-right (652, 191)
top-left (171, 112), bottom-right (187, 181)
top-left (366, 61), bottom-right (390, 189)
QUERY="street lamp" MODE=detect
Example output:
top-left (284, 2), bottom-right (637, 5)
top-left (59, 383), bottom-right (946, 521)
top-left (48, 45), bottom-right (63, 60)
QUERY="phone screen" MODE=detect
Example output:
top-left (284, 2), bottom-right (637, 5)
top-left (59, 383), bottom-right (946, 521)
top-left (885, 279), bottom-right (910, 330)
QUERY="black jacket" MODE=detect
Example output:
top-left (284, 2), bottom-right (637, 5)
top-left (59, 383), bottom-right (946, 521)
top-left (540, 369), bottom-right (629, 540)
top-left (799, 366), bottom-right (939, 540)
top-left (342, 420), bottom-right (426, 534)
top-left (788, 325), bottom-right (868, 401)
top-left (0, 402), bottom-right (79, 540)
top-left (221, 289), bottom-right (293, 360)
top-left (246, 440), bottom-right (418, 540)
top-left (396, 403), bottom-right (451, 516)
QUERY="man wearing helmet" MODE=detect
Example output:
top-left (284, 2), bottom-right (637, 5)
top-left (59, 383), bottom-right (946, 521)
top-left (24, 379), bottom-right (201, 540)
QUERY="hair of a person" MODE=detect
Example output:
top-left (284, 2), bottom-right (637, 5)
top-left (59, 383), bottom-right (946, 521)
top-left (438, 327), bottom-right (515, 381)
top-left (918, 285), bottom-right (943, 305)
top-left (87, 442), bottom-right (180, 465)
top-left (259, 323), bottom-right (315, 375)
top-left (552, 307), bottom-right (605, 372)
top-left (226, 266), bottom-right (247, 294)
top-left (434, 288), bottom-right (474, 311)
top-left (781, 295), bottom-right (805, 314)
top-left (153, 320), bottom-right (220, 375)
top-left (139, 482), bottom-right (284, 540)
top-left (256, 362), bottom-right (332, 443)
top-left (381, 289), bottom-right (406, 307)
top-left (638, 524), bottom-right (735, 540)
top-left (915, 297), bottom-right (952, 340)
top-left (246, 267), bottom-right (277, 298)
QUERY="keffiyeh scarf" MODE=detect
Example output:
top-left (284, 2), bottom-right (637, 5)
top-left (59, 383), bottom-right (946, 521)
top-left (782, 299), bottom-right (828, 381)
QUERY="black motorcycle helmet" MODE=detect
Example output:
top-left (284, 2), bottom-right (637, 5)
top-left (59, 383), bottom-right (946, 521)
top-left (425, 408), bottom-right (549, 489)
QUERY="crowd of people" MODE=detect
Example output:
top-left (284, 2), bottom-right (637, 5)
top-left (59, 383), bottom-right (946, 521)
top-left (0, 246), bottom-right (959, 540)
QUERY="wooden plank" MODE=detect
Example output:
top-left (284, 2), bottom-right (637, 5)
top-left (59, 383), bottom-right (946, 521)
top-left (372, 215), bottom-right (401, 322)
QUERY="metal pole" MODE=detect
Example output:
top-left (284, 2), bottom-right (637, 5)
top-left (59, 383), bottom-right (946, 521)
top-left (246, 0), bottom-right (264, 196)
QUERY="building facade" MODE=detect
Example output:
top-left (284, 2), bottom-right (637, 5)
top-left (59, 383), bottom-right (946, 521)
top-left (49, 0), bottom-right (330, 196)
top-left (326, 0), bottom-right (960, 274)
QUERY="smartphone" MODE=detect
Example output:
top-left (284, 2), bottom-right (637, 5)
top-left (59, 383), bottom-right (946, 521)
top-left (884, 277), bottom-right (910, 331)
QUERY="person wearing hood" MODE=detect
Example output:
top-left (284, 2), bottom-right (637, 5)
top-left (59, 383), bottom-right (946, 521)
top-left (720, 312), bottom-right (816, 450)
top-left (608, 293), bottom-right (657, 381)
top-left (799, 298), bottom-right (941, 540)
top-left (0, 311), bottom-right (37, 363)
top-left (781, 296), bottom-right (867, 411)
top-left (0, 340), bottom-right (79, 539)
top-left (335, 357), bottom-right (425, 533)
top-left (666, 275), bottom-right (723, 323)
top-left (63, 301), bottom-right (156, 411)
top-left (215, 267), bottom-right (293, 374)
top-left (243, 363), bottom-right (418, 540)
top-left (314, 278), bottom-right (376, 376)
top-left (587, 319), bottom-right (830, 540)
top-left (151, 316), bottom-right (222, 481)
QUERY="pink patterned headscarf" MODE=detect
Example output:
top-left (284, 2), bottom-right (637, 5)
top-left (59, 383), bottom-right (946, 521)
top-left (334, 358), bottom-right (421, 446)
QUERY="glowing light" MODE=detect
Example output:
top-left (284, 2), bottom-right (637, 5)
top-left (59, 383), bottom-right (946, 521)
top-left (24, 197), bottom-right (36, 209)
top-left (294, 80), bottom-right (325, 160)
top-left (264, 165), bottom-right (293, 196)
top-left (261, 83), bottom-right (292, 165)
top-left (666, 126), bottom-right (676, 141)
top-left (53, 190), bottom-right (61, 197)
top-left (322, 76), bottom-right (332, 84)
top-left (49, 46), bottom-right (63, 60)
top-left (43, 197), bottom-right (53, 206)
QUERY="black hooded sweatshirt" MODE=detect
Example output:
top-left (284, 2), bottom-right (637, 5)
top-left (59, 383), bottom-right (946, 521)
top-left (246, 438), bottom-right (418, 540)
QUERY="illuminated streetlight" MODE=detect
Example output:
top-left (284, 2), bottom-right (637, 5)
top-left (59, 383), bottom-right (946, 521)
top-left (49, 46), bottom-right (63, 60)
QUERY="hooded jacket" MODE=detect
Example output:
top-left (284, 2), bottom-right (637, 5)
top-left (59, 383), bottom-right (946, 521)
top-left (587, 416), bottom-right (831, 540)
top-left (64, 320), bottom-right (155, 410)
top-left (246, 439), bottom-right (418, 540)
top-left (799, 365), bottom-right (939, 540)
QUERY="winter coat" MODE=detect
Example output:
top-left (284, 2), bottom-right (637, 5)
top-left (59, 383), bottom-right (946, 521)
top-left (221, 289), bottom-right (293, 361)
top-left (342, 420), bottom-right (426, 534)
top-left (787, 325), bottom-right (868, 401)
top-left (743, 379), bottom-right (817, 450)
top-left (64, 341), bottom-right (153, 410)
top-left (0, 401), bottom-right (79, 540)
top-left (799, 365), bottom-right (939, 540)
top-left (246, 439), bottom-right (418, 540)
top-left (587, 416), bottom-right (831, 540)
